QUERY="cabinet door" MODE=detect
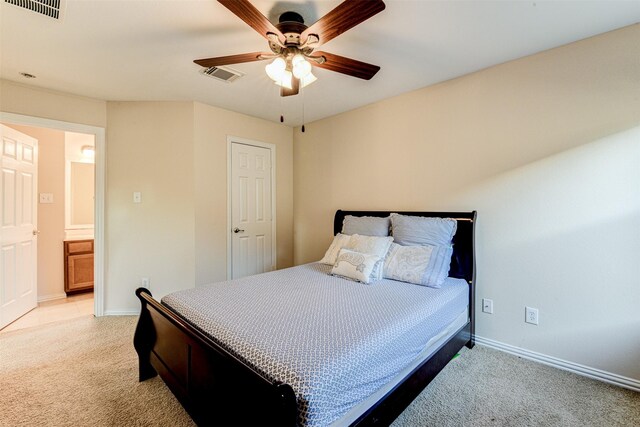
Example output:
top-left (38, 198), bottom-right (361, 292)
top-left (67, 240), bottom-right (93, 254)
top-left (67, 254), bottom-right (94, 292)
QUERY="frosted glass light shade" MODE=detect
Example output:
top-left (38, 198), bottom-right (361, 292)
top-left (292, 54), bottom-right (312, 79)
top-left (265, 57), bottom-right (286, 81)
top-left (300, 72), bottom-right (317, 88)
top-left (266, 55), bottom-right (316, 91)
top-left (293, 59), bottom-right (312, 78)
top-left (291, 54), bottom-right (305, 66)
top-left (273, 70), bottom-right (293, 89)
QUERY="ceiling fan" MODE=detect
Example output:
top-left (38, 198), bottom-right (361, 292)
top-left (194, 0), bottom-right (386, 97)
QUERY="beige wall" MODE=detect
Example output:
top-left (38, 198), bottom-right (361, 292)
top-left (5, 124), bottom-right (66, 301)
top-left (106, 101), bottom-right (294, 312)
top-left (293, 24), bottom-right (640, 382)
top-left (106, 102), bottom-right (196, 312)
top-left (194, 102), bottom-right (293, 285)
top-left (0, 80), bottom-right (107, 128)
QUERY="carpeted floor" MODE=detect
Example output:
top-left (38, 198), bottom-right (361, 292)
top-left (1, 316), bottom-right (638, 426)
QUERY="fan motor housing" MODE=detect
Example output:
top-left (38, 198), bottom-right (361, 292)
top-left (277, 11), bottom-right (307, 45)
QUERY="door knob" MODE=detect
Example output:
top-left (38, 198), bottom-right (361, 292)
top-left (33, 230), bottom-right (40, 236)
top-left (233, 227), bottom-right (245, 234)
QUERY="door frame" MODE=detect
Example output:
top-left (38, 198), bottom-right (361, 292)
top-left (0, 112), bottom-right (106, 316)
top-left (226, 136), bottom-right (276, 280)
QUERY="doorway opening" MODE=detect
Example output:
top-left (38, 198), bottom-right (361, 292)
top-left (0, 112), bottom-right (105, 332)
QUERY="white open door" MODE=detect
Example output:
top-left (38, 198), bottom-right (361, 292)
top-left (230, 141), bottom-right (274, 279)
top-left (0, 125), bottom-right (38, 329)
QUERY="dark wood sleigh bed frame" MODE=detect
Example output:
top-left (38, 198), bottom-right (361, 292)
top-left (134, 210), bottom-right (477, 426)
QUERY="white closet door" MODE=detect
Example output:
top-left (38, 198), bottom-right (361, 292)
top-left (231, 142), bottom-right (273, 279)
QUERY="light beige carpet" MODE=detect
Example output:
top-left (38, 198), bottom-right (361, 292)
top-left (0, 316), bottom-right (194, 427)
top-left (1, 316), bottom-right (638, 426)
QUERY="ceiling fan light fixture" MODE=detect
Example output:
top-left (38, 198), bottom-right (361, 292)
top-left (300, 72), bottom-right (317, 88)
top-left (266, 54), bottom-right (316, 90)
top-left (197, 0), bottom-right (385, 99)
top-left (273, 70), bottom-right (293, 90)
top-left (292, 56), bottom-right (312, 79)
top-left (265, 57), bottom-right (287, 81)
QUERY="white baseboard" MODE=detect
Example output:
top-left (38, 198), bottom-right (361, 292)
top-left (103, 310), bottom-right (139, 316)
top-left (38, 293), bottom-right (67, 303)
top-left (475, 335), bottom-right (640, 392)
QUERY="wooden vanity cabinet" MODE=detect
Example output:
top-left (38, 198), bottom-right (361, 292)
top-left (64, 239), bottom-right (94, 294)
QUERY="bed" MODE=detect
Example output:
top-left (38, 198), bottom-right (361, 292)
top-left (134, 209), bottom-right (476, 426)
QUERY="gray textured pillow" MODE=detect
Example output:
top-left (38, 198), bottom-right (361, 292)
top-left (342, 215), bottom-right (390, 237)
top-left (390, 213), bottom-right (457, 246)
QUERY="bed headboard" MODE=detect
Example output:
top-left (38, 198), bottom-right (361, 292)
top-left (333, 210), bottom-right (477, 286)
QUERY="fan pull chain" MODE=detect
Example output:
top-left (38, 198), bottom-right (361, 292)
top-left (301, 86), bottom-right (306, 133)
top-left (280, 91), bottom-right (284, 123)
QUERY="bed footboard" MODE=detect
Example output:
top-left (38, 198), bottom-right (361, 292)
top-left (133, 288), bottom-right (297, 426)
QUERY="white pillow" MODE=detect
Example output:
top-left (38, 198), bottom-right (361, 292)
top-left (383, 243), bottom-right (453, 288)
top-left (319, 233), bottom-right (352, 265)
top-left (331, 249), bottom-right (380, 284)
top-left (345, 234), bottom-right (393, 280)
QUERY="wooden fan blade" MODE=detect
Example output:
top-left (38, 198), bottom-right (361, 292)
top-left (194, 52), bottom-right (270, 68)
top-left (281, 77), bottom-right (300, 97)
top-left (301, 0), bottom-right (385, 47)
top-left (218, 0), bottom-right (285, 42)
top-left (311, 51), bottom-right (380, 80)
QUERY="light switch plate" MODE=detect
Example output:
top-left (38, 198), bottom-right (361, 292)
top-left (39, 193), bottom-right (54, 204)
top-left (133, 192), bottom-right (141, 203)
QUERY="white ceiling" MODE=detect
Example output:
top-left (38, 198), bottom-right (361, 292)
top-left (1, 0), bottom-right (639, 126)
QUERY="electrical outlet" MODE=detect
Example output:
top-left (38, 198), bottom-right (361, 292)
top-left (141, 277), bottom-right (150, 290)
top-left (525, 306), bottom-right (539, 325)
top-left (482, 298), bottom-right (493, 314)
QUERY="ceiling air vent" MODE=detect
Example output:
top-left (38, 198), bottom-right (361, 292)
top-left (5, 0), bottom-right (65, 20)
top-left (202, 66), bottom-right (244, 83)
